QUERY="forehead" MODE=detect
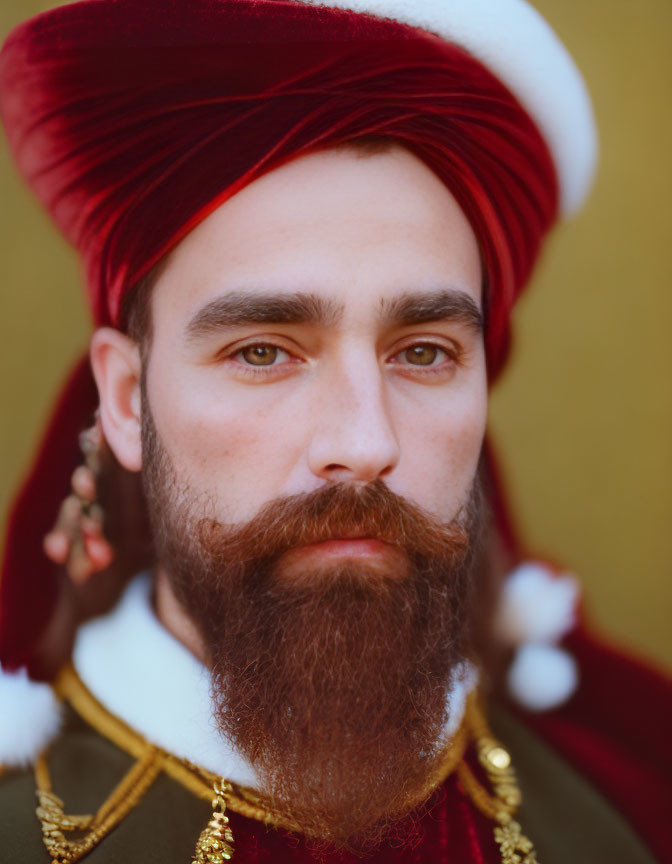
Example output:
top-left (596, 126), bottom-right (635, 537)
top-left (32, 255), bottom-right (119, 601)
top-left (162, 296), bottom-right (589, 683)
top-left (150, 145), bottom-right (482, 326)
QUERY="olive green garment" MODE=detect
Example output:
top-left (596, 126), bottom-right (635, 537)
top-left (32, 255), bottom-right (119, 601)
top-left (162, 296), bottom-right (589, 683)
top-left (0, 703), bottom-right (660, 863)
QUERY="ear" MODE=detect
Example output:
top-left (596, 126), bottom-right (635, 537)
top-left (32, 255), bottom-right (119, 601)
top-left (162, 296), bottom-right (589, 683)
top-left (90, 328), bottom-right (143, 472)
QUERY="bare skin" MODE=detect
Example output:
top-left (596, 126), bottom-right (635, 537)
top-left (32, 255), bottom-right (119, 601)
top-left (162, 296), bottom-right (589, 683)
top-left (80, 145), bottom-right (487, 655)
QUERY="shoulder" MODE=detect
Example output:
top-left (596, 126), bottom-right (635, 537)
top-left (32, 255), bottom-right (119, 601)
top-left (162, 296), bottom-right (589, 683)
top-left (512, 626), bottom-right (672, 864)
top-left (0, 763), bottom-right (47, 862)
top-left (0, 703), bottom-right (210, 863)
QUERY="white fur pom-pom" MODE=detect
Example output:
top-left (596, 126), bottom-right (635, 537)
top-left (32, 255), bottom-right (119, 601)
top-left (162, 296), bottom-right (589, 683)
top-left (495, 562), bottom-right (578, 645)
top-left (507, 643), bottom-right (579, 712)
top-left (494, 561), bottom-right (581, 710)
top-left (0, 667), bottom-right (62, 768)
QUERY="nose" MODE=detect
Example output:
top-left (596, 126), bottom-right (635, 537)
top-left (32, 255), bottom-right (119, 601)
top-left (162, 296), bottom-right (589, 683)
top-left (307, 351), bottom-right (400, 484)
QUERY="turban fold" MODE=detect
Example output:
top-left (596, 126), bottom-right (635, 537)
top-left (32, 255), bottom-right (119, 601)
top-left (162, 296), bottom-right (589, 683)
top-left (1, 0), bottom-right (559, 374)
top-left (0, 0), bottom-right (581, 673)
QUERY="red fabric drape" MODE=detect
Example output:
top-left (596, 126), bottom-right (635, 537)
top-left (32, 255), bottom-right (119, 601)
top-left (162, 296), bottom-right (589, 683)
top-left (0, 0), bottom-right (557, 672)
top-left (222, 762), bottom-right (505, 863)
top-left (516, 626), bottom-right (672, 864)
top-left (0, 358), bottom-right (98, 674)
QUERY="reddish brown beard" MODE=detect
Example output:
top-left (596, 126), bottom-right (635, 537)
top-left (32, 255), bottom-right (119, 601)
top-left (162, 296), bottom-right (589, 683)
top-left (141, 402), bottom-right (486, 854)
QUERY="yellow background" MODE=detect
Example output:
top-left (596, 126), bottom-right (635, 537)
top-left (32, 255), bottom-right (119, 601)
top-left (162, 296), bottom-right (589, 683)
top-left (1, 1), bottom-right (671, 670)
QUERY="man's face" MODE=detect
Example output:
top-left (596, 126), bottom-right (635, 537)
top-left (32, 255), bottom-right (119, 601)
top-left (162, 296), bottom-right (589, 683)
top-left (134, 145), bottom-right (489, 849)
top-left (143, 145), bottom-right (487, 547)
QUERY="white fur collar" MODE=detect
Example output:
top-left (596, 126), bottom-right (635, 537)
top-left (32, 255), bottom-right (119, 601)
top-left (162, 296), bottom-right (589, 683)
top-left (71, 574), bottom-right (259, 786)
top-left (0, 574), bottom-right (476, 776)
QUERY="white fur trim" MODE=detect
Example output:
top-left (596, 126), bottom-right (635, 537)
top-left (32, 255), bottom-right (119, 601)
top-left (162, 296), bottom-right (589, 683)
top-left (495, 562), bottom-right (579, 646)
top-left (444, 660), bottom-right (478, 738)
top-left (507, 643), bottom-right (578, 711)
top-left (303, 0), bottom-right (597, 215)
top-left (0, 667), bottom-right (62, 767)
top-left (73, 574), bottom-right (477, 787)
top-left (73, 575), bottom-right (258, 788)
top-left (495, 562), bottom-right (580, 710)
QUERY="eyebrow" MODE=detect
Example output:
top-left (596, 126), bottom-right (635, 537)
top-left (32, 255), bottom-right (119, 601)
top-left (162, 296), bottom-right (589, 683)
top-left (380, 289), bottom-right (483, 333)
top-left (185, 286), bottom-right (483, 341)
top-left (185, 292), bottom-right (343, 340)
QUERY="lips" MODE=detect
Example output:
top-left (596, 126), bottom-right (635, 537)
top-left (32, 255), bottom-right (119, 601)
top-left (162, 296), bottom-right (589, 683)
top-left (302, 537), bottom-right (390, 552)
top-left (276, 536), bottom-right (407, 582)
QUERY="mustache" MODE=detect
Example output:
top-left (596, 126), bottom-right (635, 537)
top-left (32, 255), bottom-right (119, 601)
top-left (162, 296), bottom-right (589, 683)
top-left (194, 478), bottom-right (477, 565)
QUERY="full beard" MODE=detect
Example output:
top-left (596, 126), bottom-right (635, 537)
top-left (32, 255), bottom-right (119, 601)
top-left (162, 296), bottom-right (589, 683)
top-left (141, 401), bottom-right (486, 854)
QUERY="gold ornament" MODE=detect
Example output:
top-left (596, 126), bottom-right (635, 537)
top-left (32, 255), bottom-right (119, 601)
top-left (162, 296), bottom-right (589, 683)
top-left (493, 813), bottom-right (538, 864)
top-left (456, 700), bottom-right (541, 864)
top-left (34, 666), bottom-right (538, 864)
top-left (192, 782), bottom-right (235, 863)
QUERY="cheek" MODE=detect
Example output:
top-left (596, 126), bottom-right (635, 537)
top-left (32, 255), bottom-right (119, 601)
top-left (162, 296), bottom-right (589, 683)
top-left (391, 375), bottom-right (487, 519)
top-left (146, 364), bottom-right (312, 514)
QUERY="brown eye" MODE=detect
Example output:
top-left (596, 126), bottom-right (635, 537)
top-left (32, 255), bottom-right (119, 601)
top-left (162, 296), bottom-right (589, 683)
top-left (404, 344), bottom-right (441, 366)
top-left (241, 344), bottom-right (279, 366)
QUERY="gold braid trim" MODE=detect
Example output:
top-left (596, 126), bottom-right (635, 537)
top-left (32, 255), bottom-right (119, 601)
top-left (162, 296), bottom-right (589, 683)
top-left (52, 662), bottom-right (470, 834)
top-left (457, 697), bottom-right (540, 864)
top-left (45, 663), bottom-right (538, 863)
top-left (457, 760), bottom-right (502, 821)
top-left (53, 664), bottom-right (291, 826)
top-left (35, 748), bottom-right (161, 863)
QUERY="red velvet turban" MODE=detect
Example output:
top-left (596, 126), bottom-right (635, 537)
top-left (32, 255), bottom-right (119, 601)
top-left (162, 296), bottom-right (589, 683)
top-left (0, 0), bottom-right (560, 672)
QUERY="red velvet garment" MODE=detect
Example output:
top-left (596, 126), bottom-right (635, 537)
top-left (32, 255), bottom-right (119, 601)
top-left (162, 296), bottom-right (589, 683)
top-left (0, 359), bottom-right (98, 676)
top-left (223, 764), bottom-right (503, 863)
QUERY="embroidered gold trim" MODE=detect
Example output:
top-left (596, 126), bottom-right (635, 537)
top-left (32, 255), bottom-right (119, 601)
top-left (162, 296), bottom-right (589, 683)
top-left (52, 662), bottom-right (470, 832)
top-left (38, 663), bottom-right (540, 863)
top-left (35, 748), bottom-right (160, 863)
top-left (457, 699), bottom-right (540, 864)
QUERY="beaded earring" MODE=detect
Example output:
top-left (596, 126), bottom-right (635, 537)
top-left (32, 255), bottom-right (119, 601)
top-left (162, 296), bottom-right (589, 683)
top-left (43, 412), bottom-right (115, 583)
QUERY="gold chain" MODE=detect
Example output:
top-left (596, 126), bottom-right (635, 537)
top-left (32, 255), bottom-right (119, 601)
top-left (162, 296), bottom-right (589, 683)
top-left (34, 747), bottom-right (230, 864)
top-left (37, 664), bottom-right (539, 863)
top-left (457, 699), bottom-right (540, 864)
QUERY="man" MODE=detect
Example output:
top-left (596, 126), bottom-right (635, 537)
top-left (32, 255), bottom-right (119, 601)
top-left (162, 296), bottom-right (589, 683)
top-left (0, 1), bottom-right (669, 863)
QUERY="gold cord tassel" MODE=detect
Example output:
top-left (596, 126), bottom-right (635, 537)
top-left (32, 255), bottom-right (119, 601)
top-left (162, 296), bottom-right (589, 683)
top-left (192, 781), bottom-right (235, 863)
